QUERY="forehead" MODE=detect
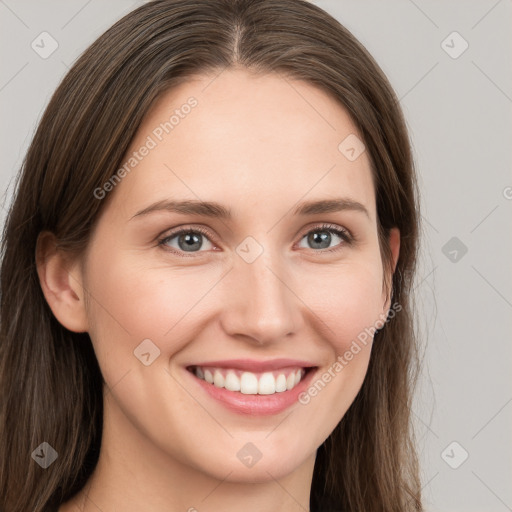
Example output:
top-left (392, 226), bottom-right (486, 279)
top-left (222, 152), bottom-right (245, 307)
top-left (106, 69), bottom-right (376, 223)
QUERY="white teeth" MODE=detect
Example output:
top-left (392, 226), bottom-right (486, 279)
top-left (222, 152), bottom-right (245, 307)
top-left (258, 372), bottom-right (276, 395)
top-left (224, 371), bottom-right (241, 392)
top-left (240, 372), bottom-right (258, 394)
top-left (192, 366), bottom-right (308, 395)
top-left (286, 372), bottom-right (295, 390)
top-left (275, 373), bottom-right (287, 392)
top-left (213, 370), bottom-right (224, 388)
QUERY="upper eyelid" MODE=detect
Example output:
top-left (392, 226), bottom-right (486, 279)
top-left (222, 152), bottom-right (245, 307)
top-left (298, 222), bottom-right (351, 238)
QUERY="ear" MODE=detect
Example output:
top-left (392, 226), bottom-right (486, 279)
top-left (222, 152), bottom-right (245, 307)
top-left (35, 231), bottom-right (89, 333)
top-left (382, 227), bottom-right (400, 314)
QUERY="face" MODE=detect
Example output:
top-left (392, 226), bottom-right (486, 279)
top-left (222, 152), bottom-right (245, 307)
top-left (76, 69), bottom-right (398, 482)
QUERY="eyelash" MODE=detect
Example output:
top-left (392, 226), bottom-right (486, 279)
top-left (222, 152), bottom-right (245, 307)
top-left (157, 223), bottom-right (354, 258)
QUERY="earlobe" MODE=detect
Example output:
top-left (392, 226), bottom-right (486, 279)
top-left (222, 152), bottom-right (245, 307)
top-left (35, 231), bottom-right (89, 333)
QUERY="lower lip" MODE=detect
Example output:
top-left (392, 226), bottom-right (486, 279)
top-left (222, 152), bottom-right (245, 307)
top-left (185, 367), bottom-right (318, 416)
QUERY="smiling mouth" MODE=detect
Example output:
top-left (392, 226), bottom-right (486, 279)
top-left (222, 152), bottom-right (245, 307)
top-left (186, 365), bottom-right (316, 395)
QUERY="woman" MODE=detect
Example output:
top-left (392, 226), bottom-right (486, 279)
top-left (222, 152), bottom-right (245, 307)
top-left (0, 0), bottom-right (422, 510)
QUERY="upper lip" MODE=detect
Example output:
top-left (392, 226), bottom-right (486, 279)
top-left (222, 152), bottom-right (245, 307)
top-left (188, 358), bottom-right (317, 373)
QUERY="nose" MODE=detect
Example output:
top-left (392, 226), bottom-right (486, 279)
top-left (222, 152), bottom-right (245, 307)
top-left (219, 246), bottom-right (304, 346)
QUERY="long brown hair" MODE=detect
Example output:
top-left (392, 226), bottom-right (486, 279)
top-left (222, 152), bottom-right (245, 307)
top-left (0, 1), bottom-right (422, 510)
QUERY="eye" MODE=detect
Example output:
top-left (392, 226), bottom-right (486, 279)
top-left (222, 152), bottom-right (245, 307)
top-left (158, 223), bottom-right (353, 257)
top-left (158, 226), bottom-right (216, 256)
top-left (296, 223), bottom-right (352, 253)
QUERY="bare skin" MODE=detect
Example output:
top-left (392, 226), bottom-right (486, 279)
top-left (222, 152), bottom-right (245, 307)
top-left (37, 67), bottom-right (399, 512)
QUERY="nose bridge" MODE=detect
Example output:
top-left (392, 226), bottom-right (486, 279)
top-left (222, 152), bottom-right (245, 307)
top-left (220, 242), bottom-right (302, 344)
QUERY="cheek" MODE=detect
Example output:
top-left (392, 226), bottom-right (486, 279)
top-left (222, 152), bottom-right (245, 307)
top-left (83, 248), bottom-right (226, 378)
top-left (307, 258), bottom-right (385, 353)
top-left (295, 260), bottom-right (385, 414)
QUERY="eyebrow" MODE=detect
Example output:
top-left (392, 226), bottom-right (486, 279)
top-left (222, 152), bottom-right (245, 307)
top-left (130, 197), bottom-right (370, 221)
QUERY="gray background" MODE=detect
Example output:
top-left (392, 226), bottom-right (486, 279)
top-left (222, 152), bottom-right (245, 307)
top-left (1, 1), bottom-right (511, 510)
